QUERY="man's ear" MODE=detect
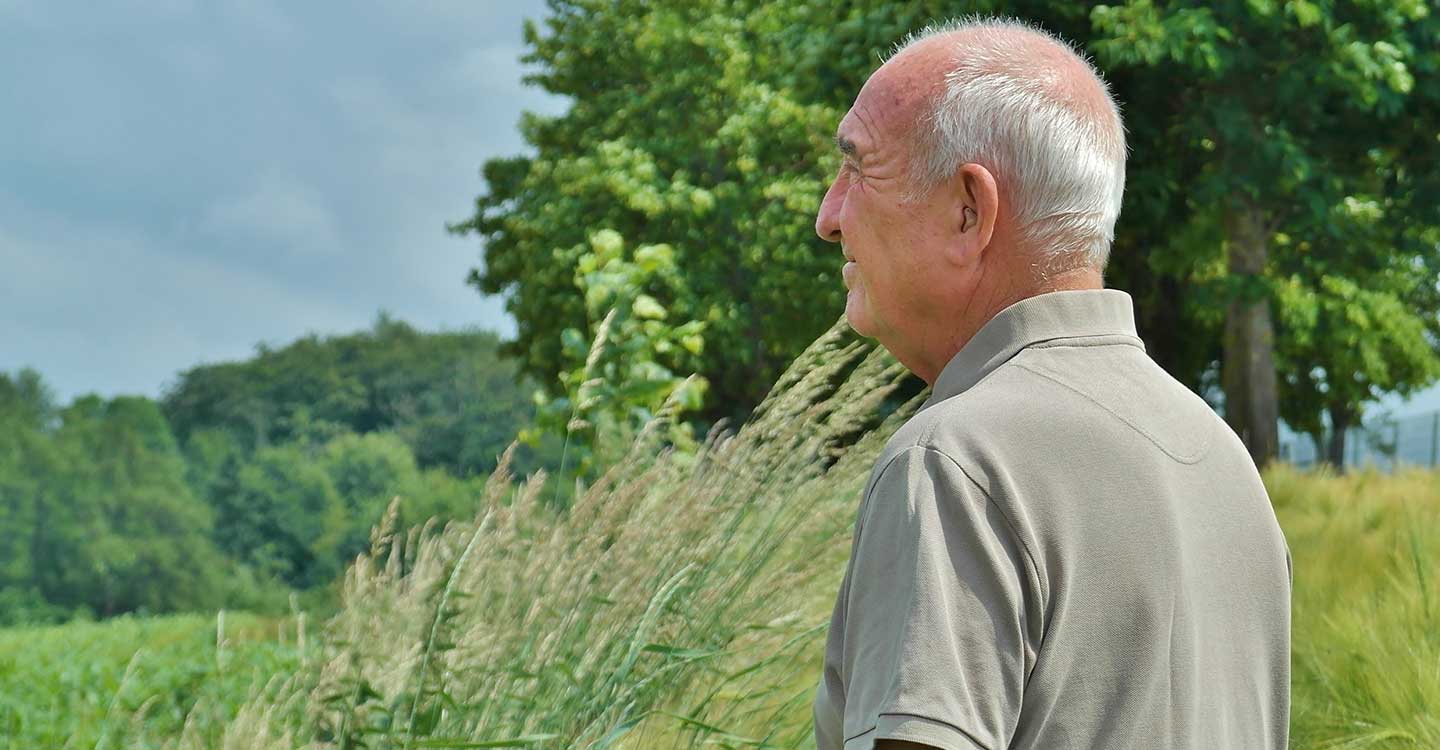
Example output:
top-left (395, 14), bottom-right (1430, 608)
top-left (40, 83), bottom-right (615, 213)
top-left (949, 162), bottom-right (998, 265)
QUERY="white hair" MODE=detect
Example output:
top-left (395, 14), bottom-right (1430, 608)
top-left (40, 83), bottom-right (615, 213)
top-left (891, 17), bottom-right (1127, 273)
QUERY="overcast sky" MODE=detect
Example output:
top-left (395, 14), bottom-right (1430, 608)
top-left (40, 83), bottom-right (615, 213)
top-left (1, 0), bottom-right (565, 403)
top-left (4, 1), bottom-right (1438, 438)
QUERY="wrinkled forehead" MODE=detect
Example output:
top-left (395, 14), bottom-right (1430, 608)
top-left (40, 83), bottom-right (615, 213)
top-left (835, 43), bottom-right (950, 158)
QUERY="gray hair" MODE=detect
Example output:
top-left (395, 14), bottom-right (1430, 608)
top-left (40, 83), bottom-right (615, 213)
top-left (891, 17), bottom-right (1127, 273)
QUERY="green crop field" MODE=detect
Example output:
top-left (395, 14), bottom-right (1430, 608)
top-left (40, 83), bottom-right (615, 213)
top-left (1272, 463), bottom-right (1440, 748)
top-left (0, 611), bottom-right (303, 750)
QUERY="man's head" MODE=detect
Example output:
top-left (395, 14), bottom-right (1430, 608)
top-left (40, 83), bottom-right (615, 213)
top-left (815, 17), bottom-right (1127, 383)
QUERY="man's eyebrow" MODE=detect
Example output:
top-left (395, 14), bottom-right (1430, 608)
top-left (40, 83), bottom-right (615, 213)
top-left (834, 134), bottom-right (858, 157)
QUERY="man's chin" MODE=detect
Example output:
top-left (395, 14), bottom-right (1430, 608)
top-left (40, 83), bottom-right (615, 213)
top-left (843, 302), bottom-right (874, 338)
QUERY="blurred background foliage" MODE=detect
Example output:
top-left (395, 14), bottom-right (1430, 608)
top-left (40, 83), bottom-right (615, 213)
top-left (0, 318), bottom-right (560, 625)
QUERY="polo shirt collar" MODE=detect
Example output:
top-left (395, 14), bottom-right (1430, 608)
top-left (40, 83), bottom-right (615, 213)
top-left (918, 288), bottom-right (1145, 412)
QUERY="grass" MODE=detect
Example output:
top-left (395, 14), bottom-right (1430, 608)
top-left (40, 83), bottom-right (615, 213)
top-left (207, 317), bottom-right (913, 749)
top-left (1269, 463), bottom-right (1440, 748)
top-left (0, 610), bottom-right (304, 750)
top-left (5, 318), bottom-right (1439, 749)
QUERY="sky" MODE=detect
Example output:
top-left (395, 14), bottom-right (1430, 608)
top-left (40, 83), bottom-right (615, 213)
top-left (0, 0), bottom-right (565, 403)
top-left (3, 1), bottom-right (1438, 431)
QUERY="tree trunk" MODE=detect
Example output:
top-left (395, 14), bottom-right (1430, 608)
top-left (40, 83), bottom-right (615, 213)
top-left (1221, 203), bottom-right (1280, 468)
top-left (1325, 404), bottom-right (1352, 471)
top-left (1307, 430), bottom-right (1325, 467)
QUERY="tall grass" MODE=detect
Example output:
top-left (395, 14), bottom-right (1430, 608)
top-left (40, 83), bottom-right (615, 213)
top-left (1269, 464), bottom-right (1440, 748)
top-left (207, 318), bottom-right (918, 748)
top-left (160, 318), bottom-right (1438, 749)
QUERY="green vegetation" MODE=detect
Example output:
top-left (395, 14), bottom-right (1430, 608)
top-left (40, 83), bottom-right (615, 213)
top-left (0, 316), bottom-right (548, 624)
top-left (1270, 463), bottom-right (1440, 747)
top-left (163, 314), bottom-right (545, 479)
top-left (456, 0), bottom-right (1440, 467)
top-left (0, 323), bottom-right (1398, 750)
top-left (0, 611), bottom-right (302, 750)
top-left (523, 228), bottom-right (711, 482)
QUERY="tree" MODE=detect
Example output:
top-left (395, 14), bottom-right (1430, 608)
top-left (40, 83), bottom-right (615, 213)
top-left (1089, 0), bottom-right (1438, 466)
top-left (0, 370), bottom-right (63, 622)
top-left (163, 316), bottom-right (544, 477)
top-left (520, 227), bottom-right (710, 481)
top-left (1272, 89), bottom-right (1440, 467)
top-left (318, 432), bottom-right (421, 562)
top-left (454, 0), bottom-right (1054, 428)
top-left (45, 395), bottom-right (224, 616)
top-left (208, 442), bottom-right (348, 589)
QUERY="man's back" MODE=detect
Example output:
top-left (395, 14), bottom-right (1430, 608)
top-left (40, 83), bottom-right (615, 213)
top-left (813, 289), bottom-right (1292, 750)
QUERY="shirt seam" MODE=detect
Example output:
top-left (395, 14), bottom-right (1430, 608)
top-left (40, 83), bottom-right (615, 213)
top-left (842, 713), bottom-right (994, 749)
top-left (879, 712), bottom-right (994, 750)
top-left (1011, 360), bottom-right (1214, 464)
top-left (874, 443), bottom-right (1050, 673)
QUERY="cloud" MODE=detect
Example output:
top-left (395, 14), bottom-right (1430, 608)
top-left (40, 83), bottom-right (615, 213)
top-left (202, 169), bottom-right (344, 258)
top-left (0, 192), bottom-right (358, 399)
top-left (0, 0), bottom-right (561, 402)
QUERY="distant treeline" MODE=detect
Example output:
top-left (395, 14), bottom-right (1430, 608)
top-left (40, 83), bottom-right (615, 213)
top-left (0, 315), bottom-right (553, 625)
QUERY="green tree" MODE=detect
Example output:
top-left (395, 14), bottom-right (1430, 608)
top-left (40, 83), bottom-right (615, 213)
top-left (1089, 0), bottom-right (1439, 466)
top-left (318, 432), bottom-right (421, 562)
top-left (163, 315), bottom-right (544, 477)
top-left (210, 443), bottom-right (347, 589)
top-left (453, 1), bottom-right (981, 427)
top-left (521, 227), bottom-right (710, 480)
top-left (0, 370), bottom-right (64, 622)
top-left (45, 395), bottom-right (224, 616)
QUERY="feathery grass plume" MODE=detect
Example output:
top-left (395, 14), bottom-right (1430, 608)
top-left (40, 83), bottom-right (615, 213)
top-left (200, 315), bottom-right (919, 748)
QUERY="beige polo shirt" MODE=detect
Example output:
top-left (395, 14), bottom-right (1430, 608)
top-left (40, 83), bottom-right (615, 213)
top-left (813, 288), bottom-right (1292, 750)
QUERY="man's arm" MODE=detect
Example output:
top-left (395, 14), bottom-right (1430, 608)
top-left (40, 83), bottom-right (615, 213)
top-left (833, 445), bottom-right (1039, 750)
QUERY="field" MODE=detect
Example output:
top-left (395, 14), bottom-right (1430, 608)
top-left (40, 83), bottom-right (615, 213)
top-left (2, 333), bottom-right (1437, 749)
top-left (0, 612), bottom-right (302, 749)
top-left (1, 469), bottom-right (1436, 749)
top-left (1272, 462), bottom-right (1440, 747)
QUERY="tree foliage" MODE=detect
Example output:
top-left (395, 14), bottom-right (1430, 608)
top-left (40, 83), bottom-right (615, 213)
top-left (0, 316), bottom-right (538, 622)
top-left (463, 0), bottom-right (1440, 467)
top-left (1089, 0), bottom-right (1440, 464)
top-left (521, 227), bottom-right (710, 479)
top-left (0, 376), bottom-right (226, 621)
top-left (454, 0), bottom-right (1047, 428)
top-left (163, 314), bottom-right (545, 478)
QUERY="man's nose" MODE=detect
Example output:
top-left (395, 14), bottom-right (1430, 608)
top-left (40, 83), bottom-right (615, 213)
top-left (815, 178), bottom-right (842, 243)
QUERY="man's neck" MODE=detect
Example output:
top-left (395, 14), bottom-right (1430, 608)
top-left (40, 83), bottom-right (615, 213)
top-left (1034, 265), bottom-right (1104, 294)
top-left (911, 265), bottom-right (1104, 386)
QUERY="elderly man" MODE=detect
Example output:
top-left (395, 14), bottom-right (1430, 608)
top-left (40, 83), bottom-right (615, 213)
top-left (811, 18), bottom-right (1292, 750)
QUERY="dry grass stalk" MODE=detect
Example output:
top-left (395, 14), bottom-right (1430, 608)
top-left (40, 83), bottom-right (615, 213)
top-left (204, 316), bottom-right (920, 748)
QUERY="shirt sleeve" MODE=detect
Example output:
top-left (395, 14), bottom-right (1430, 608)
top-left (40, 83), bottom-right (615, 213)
top-left (837, 445), bottom-right (1042, 750)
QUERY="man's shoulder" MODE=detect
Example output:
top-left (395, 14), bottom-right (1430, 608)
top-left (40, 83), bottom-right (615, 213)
top-left (867, 364), bottom-right (1041, 503)
top-left (883, 356), bottom-right (1059, 462)
top-left (884, 341), bottom-right (1230, 485)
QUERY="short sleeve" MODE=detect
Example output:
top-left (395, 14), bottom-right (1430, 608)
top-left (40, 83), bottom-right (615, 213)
top-left (838, 446), bottom-right (1041, 750)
